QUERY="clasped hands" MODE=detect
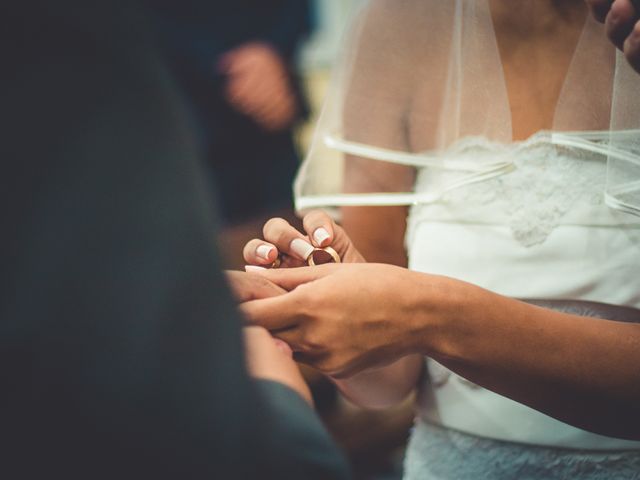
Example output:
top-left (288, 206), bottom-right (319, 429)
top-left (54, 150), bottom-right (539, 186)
top-left (228, 211), bottom-right (431, 380)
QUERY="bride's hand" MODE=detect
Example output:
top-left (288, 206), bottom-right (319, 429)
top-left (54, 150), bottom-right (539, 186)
top-left (242, 209), bottom-right (365, 269)
top-left (586, 0), bottom-right (640, 72)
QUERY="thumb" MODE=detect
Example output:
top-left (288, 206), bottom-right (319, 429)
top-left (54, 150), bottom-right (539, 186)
top-left (248, 264), bottom-right (338, 291)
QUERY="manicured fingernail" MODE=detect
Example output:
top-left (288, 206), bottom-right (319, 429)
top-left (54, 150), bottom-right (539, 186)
top-left (290, 238), bottom-right (314, 260)
top-left (245, 265), bottom-right (267, 273)
top-left (256, 245), bottom-right (274, 260)
top-left (313, 227), bottom-right (331, 246)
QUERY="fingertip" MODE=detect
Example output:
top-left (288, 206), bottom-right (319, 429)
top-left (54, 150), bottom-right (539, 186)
top-left (290, 238), bottom-right (315, 260)
top-left (243, 239), bottom-right (276, 265)
top-left (256, 244), bottom-right (276, 261)
top-left (312, 227), bottom-right (332, 247)
top-left (303, 210), bottom-right (335, 247)
top-left (245, 265), bottom-right (267, 273)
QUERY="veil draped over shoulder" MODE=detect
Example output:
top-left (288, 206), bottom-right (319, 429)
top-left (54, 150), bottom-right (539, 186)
top-left (295, 0), bottom-right (640, 228)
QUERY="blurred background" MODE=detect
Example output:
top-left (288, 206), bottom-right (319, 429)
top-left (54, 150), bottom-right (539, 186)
top-left (150, 1), bottom-right (412, 478)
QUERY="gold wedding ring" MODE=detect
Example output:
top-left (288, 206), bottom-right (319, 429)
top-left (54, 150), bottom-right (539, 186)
top-left (270, 247), bottom-right (341, 268)
top-left (270, 256), bottom-right (282, 269)
top-left (307, 246), bottom-right (341, 266)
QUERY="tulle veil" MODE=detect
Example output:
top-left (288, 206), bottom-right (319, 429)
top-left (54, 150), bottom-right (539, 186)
top-left (295, 0), bottom-right (640, 223)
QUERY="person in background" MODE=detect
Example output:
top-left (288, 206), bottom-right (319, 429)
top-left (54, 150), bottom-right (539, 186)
top-left (148, 0), bottom-right (313, 267)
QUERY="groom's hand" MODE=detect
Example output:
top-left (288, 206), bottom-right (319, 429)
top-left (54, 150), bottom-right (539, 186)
top-left (586, 0), bottom-right (640, 72)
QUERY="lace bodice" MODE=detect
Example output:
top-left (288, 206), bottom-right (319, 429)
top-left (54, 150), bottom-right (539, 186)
top-left (409, 132), bottom-right (631, 247)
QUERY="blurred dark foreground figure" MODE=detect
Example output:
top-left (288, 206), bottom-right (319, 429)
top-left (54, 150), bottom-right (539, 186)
top-left (0, 2), bottom-right (348, 479)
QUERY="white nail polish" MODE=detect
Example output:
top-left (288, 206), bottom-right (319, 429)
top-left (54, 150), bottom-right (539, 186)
top-left (313, 227), bottom-right (331, 246)
top-left (256, 245), bottom-right (274, 260)
top-left (245, 265), bottom-right (267, 273)
top-left (290, 238), bottom-right (314, 260)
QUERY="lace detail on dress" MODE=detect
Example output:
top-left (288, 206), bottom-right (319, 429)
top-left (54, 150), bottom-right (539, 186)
top-left (404, 421), bottom-right (640, 480)
top-left (412, 134), bottom-right (607, 247)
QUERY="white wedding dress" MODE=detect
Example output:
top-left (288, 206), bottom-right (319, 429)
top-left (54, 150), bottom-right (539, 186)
top-left (403, 133), bottom-right (640, 479)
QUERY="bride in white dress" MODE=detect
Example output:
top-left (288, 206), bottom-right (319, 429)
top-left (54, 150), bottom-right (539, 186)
top-left (238, 0), bottom-right (640, 478)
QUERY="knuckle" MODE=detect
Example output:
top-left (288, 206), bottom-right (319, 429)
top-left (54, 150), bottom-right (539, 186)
top-left (242, 240), bottom-right (260, 260)
top-left (293, 286), bottom-right (316, 313)
top-left (274, 230), bottom-right (292, 248)
top-left (304, 209), bottom-right (330, 227)
top-left (263, 217), bottom-right (293, 244)
top-left (263, 217), bottom-right (284, 235)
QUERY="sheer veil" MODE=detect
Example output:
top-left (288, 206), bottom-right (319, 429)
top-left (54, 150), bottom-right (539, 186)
top-left (295, 0), bottom-right (640, 228)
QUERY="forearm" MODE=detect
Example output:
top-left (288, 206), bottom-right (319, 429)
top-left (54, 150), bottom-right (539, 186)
top-left (332, 354), bottom-right (424, 409)
top-left (412, 274), bottom-right (640, 439)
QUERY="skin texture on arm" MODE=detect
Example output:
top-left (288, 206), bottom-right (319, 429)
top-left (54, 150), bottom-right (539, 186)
top-left (240, 263), bottom-right (640, 440)
top-left (422, 279), bottom-right (640, 440)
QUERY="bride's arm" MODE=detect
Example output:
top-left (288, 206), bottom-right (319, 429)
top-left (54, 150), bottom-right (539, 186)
top-left (426, 286), bottom-right (640, 440)
top-left (241, 265), bottom-right (640, 439)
